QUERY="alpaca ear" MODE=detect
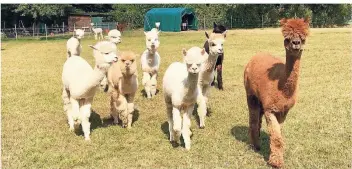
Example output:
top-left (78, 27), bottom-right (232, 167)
top-left (205, 32), bottom-right (209, 39)
top-left (222, 30), bottom-right (227, 38)
top-left (144, 31), bottom-right (147, 36)
top-left (201, 48), bottom-right (206, 55)
top-left (89, 45), bottom-right (97, 50)
top-left (182, 48), bottom-right (187, 56)
top-left (304, 16), bottom-right (311, 26)
top-left (280, 18), bottom-right (287, 26)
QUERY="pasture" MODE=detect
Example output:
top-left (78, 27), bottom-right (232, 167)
top-left (1, 28), bottom-right (351, 168)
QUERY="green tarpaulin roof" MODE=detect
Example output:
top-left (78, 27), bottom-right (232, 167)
top-left (144, 8), bottom-right (198, 32)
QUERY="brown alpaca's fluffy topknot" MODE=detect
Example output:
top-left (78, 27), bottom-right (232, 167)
top-left (280, 17), bottom-right (310, 39)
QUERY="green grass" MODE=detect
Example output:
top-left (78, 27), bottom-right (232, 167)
top-left (2, 28), bottom-right (351, 168)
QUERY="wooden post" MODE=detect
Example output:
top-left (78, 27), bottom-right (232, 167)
top-left (45, 24), bottom-right (47, 41)
top-left (231, 15), bottom-right (233, 29)
top-left (15, 24), bottom-right (17, 40)
top-left (33, 23), bottom-right (35, 37)
top-left (203, 15), bottom-right (206, 30)
top-left (62, 22), bottom-right (65, 35)
top-left (261, 15), bottom-right (264, 28)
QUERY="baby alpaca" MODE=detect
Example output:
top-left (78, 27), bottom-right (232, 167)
top-left (197, 31), bottom-right (227, 129)
top-left (108, 51), bottom-right (138, 128)
top-left (62, 41), bottom-right (117, 140)
top-left (91, 23), bottom-right (103, 40)
top-left (141, 28), bottom-right (161, 98)
top-left (244, 17), bottom-right (310, 168)
top-left (163, 47), bottom-right (208, 150)
top-left (66, 29), bottom-right (85, 58)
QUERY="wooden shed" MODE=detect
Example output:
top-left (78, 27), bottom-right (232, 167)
top-left (68, 13), bottom-right (112, 32)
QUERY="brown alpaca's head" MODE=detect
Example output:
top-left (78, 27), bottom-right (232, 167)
top-left (118, 51), bottom-right (137, 75)
top-left (280, 17), bottom-right (310, 55)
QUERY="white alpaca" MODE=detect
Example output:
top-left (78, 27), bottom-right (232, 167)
top-left (91, 23), bottom-right (103, 40)
top-left (163, 47), bottom-right (208, 150)
top-left (62, 41), bottom-right (117, 140)
top-left (141, 28), bottom-right (161, 98)
top-left (66, 29), bottom-right (85, 58)
top-left (107, 29), bottom-right (122, 44)
top-left (107, 51), bottom-right (138, 128)
top-left (197, 31), bottom-right (227, 129)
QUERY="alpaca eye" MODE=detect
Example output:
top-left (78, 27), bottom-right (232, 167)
top-left (148, 39), bottom-right (151, 41)
top-left (211, 43), bottom-right (216, 46)
top-left (197, 64), bottom-right (201, 67)
top-left (122, 59), bottom-right (125, 62)
top-left (104, 52), bottom-right (109, 55)
top-left (131, 59), bottom-right (134, 62)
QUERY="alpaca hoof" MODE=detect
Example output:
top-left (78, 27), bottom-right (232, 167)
top-left (170, 141), bottom-right (179, 148)
top-left (69, 127), bottom-right (74, 132)
top-left (268, 155), bottom-right (284, 168)
top-left (199, 125), bottom-right (205, 129)
top-left (219, 86), bottom-right (224, 90)
top-left (250, 144), bottom-right (261, 151)
top-left (85, 137), bottom-right (91, 141)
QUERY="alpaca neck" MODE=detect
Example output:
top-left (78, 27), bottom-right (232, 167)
top-left (204, 53), bottom-right (219, 72)
top-left (184, 73), bottom-right (199, 95)
top-left (282, 50), bottom-right (302, 97)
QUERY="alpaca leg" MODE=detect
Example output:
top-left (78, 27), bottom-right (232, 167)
top-left (216, 65), bottom-right (223, 90)
top-left (142, 72), bottom-right (152, 98)
top-left (68, 98), bottom-right (79, 131)
top-left (265, 111), bottom-right (284, 168)
top-left (172, 107), bottom-right (182, 142)
top-left (165, 96), bottom-right (174, 141)
top-left (126, 93), bottom-right (135, 128)
top-left (150, 74), bottom-right (157, 97)
top-left (118, 96), bottom-right (129, 128)
top-left (246, 95), bottom-right (262, 150)
top-left (80, 100), bottom-right (92, 141)
top-left (94, 34), bottom-right (97, 40)
top-left (197, 85), bottom-right (209, 129)
top-left (100, 33), bottom-right (103, 40)
top-left (110, 90), bottom-right (123, 124)
top-left (100, 76), bottom-right (108, 92)
top-left (62, 87), bottom-right (71, 113)
top-left (182, 105), bottom-right (194, 150)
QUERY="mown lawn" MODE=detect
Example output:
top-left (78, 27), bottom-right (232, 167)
top-left (1, 28), bottom-right (351, 168)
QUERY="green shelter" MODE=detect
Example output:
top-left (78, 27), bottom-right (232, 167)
top-left (144, 8), bottom-right (198, 32)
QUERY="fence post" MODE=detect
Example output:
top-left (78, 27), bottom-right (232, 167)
top-left (45, 24), bottom-right (47, 41)
top-left (4, 21), bottom-right (5, 29)
top-left (15, 24), bottom-right (17, 40)
top-left (33, 23), bottom-right (35, 37)
top-left (203, 15), bottom-right (206, 30)
top-left (63, 22), bottom-right (65, 35)
top-left (231, 15), bottom-right (233, 29)
top-left (261, 15), bottom-right (264, 28)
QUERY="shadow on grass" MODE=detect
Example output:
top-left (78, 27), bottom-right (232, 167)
top-left (161, 121), bottom-right (184, 148)
top-left (231, 125), bottom-right (270, 161)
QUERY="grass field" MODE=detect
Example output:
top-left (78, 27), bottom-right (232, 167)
top-left (1, 28), bottom-right (351, 168)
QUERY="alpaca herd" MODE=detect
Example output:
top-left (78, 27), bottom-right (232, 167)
top-left (61, 17), bottom-right (310, 168)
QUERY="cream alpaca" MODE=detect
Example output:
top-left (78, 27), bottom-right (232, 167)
top-left (141, 28), bottom-right (161, 98)
top-left (66, 29), bottom-right (85, 58)
top-left (197, 31), bottom-right (227, 129)
top-left (163, 47), bottom-right (208, 150)
top-left (108, 51), bottom-right (138, 128)
top-left (62, 41), bottom-right (117, 140)
top-left (91, 23), bottom-right (103, 40)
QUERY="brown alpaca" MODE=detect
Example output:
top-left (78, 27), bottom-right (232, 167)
top-left (244, 17), bottom-right (310, 168)
top-left (108, 51), bottom-right (138, 128)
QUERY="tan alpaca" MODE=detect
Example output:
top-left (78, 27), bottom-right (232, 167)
top-left (108, 51), bottom-right (138, 128)
top-left (244, 17), bottom-right (310, 168)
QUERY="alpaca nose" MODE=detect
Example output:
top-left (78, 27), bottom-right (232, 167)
top-left (192, 67), bottom-right (197, 71)
top-left (292, 40), bottom-right (301, 45)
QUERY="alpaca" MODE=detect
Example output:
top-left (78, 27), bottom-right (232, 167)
top-left (107, 29), bottom-right (122, 44)
top-left (197, 31), bottom-right (227, 129)
top-left (141, 28), bottom-right (161, 98)
top-left (62, 41), bottom-right (117, 140)
top-left (91, 23), bottom-right (103, 40)
top-left (107, 51), bottom-right (138, 128)
top-left (163, 47), bottom-right (208, 150)
top-left (244, 17), bottom-right (310, 168)
top-left (66, 29), bottom-right (85, 58)
top-left (205, 22), bottom-right (227, 90)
